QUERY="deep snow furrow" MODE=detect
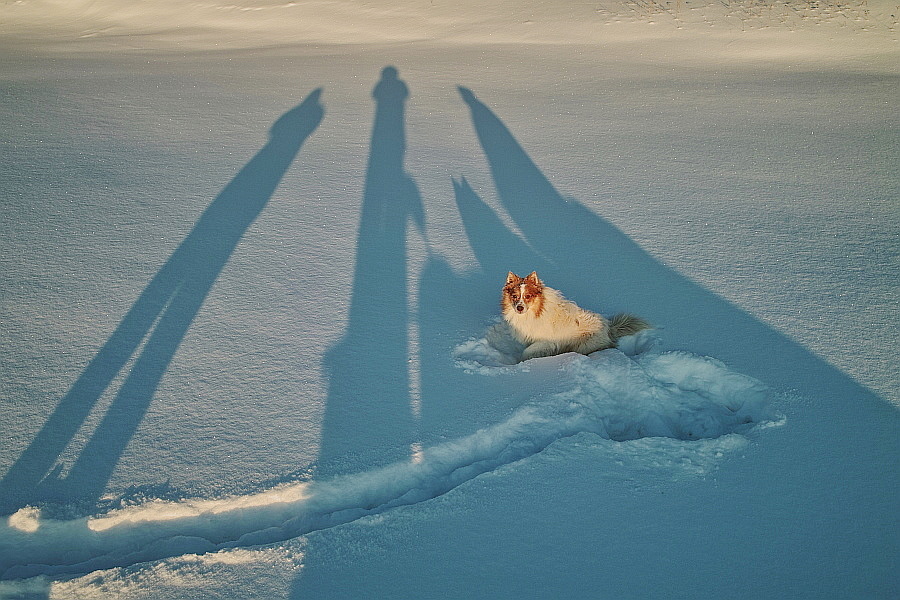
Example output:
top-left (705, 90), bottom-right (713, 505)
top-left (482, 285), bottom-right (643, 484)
top-left (1, 347), bottom-right (777, 580)
top-left (1, 406), bottom-right (588, 579)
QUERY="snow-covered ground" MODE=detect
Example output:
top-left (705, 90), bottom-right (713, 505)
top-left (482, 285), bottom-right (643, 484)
top-left (1, 1), bottom-right (898, 598)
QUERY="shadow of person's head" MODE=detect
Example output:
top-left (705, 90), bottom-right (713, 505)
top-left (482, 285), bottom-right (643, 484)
top-left (271, 88), bottom-right (325, 142)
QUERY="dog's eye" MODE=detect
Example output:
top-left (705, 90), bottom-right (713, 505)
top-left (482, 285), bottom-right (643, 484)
top-left (524, 294), bottom-right (533, 300)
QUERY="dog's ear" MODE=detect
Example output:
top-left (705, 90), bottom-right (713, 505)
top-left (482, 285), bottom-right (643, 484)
top-left (525, 271), bottom-right (542, 287)
top-left (506, 271), bottom-right (519, 285)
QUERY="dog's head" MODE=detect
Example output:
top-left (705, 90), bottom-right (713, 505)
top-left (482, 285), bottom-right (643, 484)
top-left (503, 271), bottom-right (544, 316)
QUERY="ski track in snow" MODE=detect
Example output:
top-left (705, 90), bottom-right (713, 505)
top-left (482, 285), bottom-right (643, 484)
top-left (1, 330), bottom-right (781, 580)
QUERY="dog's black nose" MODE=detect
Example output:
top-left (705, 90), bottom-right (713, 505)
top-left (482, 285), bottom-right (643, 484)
top-left (516, 304), bottom-right (525, 313)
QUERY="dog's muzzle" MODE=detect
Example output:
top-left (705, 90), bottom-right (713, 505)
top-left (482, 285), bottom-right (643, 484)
top-left (515, 303), bottom-right (526, 313)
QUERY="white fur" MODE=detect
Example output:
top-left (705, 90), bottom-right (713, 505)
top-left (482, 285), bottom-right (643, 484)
top-left (504, 287), bottom-right (615, 360)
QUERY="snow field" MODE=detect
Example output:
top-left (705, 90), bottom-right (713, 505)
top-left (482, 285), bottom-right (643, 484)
top-left (1, 331), bottom-right (779, 580)
top-left (0, 2), bottom-right (897, 597)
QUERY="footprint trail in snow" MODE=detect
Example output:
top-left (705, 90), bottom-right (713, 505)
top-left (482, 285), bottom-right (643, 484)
top-left (1, 332), bottom-right (781, 580)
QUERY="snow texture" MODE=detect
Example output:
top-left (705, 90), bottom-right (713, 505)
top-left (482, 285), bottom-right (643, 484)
top-left (1, 334), bottom-right (778, 579)
top-left (0, 1), bottom-right (898, 598)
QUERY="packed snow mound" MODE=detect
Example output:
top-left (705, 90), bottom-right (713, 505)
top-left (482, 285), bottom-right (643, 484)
top-left (455, 324), bottom-right (777, 441)
top-left (454, 320), bottom-right (660, 368)
top-left (1, 332), bottom-right (780, 580)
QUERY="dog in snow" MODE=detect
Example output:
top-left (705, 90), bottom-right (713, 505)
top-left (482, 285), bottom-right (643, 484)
top-left (501, 271), bottom-right (650, 361)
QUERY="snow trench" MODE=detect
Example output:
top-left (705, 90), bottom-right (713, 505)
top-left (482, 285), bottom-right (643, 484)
top-left (1, 332), bottom-right (779, 580)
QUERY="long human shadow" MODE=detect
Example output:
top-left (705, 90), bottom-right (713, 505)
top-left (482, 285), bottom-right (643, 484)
top-left (455, 85), bottom-right (899, 408)
top-left (316, 67), bottom-right (423, 479)
top-left (0, 90), bottom-right (324, 516)
top-left (455, 84), bottom-right (897, 573)
top-left (456, 86), bottom-right (670, 319)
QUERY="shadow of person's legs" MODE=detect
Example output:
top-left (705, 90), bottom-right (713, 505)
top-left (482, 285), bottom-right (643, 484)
top-left (0, 90), bottom-right (324, 516)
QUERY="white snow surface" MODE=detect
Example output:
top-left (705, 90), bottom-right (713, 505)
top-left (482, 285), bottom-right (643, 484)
top-left (1, 1), bottom-right (898, 598)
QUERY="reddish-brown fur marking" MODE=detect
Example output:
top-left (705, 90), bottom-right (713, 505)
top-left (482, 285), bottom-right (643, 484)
top-left (502, 271), bottom-right (545, 318)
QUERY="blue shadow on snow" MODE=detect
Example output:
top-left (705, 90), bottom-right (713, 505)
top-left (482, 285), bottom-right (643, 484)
top-left (316, 67), bottom-right (424, 478)
top-left (293, 86), bottom-right (897, 598)
top-left (0, 89), bottom-right (324, 516)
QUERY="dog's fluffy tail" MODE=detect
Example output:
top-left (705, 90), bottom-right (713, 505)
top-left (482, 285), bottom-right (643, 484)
top-left (608, 313), bottom-right (651, 343)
